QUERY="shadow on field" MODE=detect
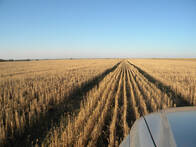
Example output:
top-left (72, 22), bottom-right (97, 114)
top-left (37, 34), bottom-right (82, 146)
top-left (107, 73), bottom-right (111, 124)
top-left (4, 62), bottom-right (121, 147)
top-left (128, 61), bottom-right (191, 107)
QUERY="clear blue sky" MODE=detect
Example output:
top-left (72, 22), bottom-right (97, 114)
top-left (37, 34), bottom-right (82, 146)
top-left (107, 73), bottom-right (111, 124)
top-left (0, 0), bottom-right (196, 59)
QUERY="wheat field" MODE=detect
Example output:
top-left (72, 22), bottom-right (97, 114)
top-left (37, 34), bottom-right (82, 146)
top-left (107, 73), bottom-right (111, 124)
top-left (0, 59), bottom-right (195, 146)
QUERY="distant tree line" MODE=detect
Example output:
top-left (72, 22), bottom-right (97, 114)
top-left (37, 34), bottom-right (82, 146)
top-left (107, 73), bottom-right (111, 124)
top-left (0, 59), bottom-right (6, 62)
top-left (0, 59), bottom-right (37, 62)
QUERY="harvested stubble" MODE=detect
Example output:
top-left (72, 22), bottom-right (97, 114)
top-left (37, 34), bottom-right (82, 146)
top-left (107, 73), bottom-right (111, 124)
top-left (0, 59), bottom-right (119, 146)
top-left (0, 59), bottom-right (194, 147)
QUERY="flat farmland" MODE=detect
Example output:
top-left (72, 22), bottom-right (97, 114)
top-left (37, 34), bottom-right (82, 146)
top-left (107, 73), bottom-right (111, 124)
top-left (0, 59), bottom-right (195, 147)
top-left (130, 59), bottom-right (196, 105)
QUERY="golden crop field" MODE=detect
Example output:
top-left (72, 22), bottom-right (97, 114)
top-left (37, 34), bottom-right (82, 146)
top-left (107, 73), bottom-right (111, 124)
top-left (0, 59), bottom-right (195, 147)
top-left (130, 59), bottom-right (196, 105)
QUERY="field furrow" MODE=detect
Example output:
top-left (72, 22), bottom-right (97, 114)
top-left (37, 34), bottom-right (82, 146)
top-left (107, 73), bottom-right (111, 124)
top-left (108, 68), bottom-right (123, 147)
top-left (128, 69), bottom-right (148, 115)
top-left (126, 68), bottom-right (140, 120)
top-left (122, 68), bottom-right (129, 137)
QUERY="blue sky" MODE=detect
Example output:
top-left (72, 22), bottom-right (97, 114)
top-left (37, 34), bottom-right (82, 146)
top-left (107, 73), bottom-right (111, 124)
top-left (0, 0), bottom-right (196, 59)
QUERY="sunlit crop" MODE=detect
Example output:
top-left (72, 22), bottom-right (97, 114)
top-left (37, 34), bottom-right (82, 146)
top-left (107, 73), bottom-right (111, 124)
top-left (0, 59), bottom-right (195, 146)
